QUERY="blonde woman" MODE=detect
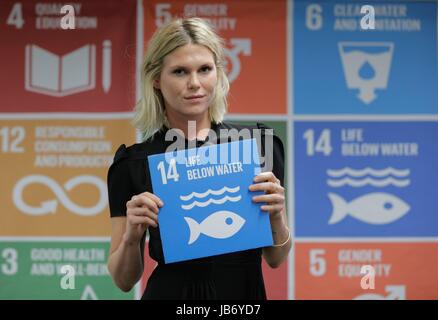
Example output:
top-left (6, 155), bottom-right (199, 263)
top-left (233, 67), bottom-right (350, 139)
top-left (107, 18), bottom-right (291, 299)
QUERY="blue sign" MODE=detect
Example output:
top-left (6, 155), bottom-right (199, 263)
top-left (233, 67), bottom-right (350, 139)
top-left (148, 139), bottom-right (273, 263)
top-left (294, 121), bottom-right (438, 237)
top-left (293, 0), bottom-right (438, 114)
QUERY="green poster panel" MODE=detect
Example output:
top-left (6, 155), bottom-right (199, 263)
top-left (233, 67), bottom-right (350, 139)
top-left (227, 119), bottom-right (288, 183)
top-left (225, 119), bottom-right (289, 218)
top-left (0, 241), bottom-right (135, 300)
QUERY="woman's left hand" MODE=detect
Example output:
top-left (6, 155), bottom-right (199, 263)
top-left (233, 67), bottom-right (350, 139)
top-left (249, 171), bottom-right (285, 220)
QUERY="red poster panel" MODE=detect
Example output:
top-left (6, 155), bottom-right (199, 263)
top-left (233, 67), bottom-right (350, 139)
top-left (262, 259), bottom-right (288, 299)
top-left (140, 246), bottom-right (288, 299)
top-left (143, 1), bottom-right (287, 115)
top-left (0, 118), bottom-right (136, 236)
top-left (295, 242), bottom-right (438, 300)
top-left (0, 0), bottom-right (136, 112)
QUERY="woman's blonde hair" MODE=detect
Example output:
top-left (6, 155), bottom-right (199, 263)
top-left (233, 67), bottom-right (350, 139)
top-left (133, 18), bottom-right (230, 141)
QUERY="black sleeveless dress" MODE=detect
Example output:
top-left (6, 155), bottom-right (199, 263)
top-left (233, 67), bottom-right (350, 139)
top-left (107, 121), bottom-right (285, 300)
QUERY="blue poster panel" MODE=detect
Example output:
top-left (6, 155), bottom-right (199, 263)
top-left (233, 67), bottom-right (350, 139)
top-left (293, 0), bottom-right (438, 114)
top-left (148, 139), bottom-right (273, 263)
top-left (294, 121), bottom-right (438, 237)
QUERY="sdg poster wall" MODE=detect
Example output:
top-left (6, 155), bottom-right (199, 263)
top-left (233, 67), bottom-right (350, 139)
top-left (0, 0), bottom-right (437, 300)
top-left (293, 0), bottom-right (438, 299)
top-left (0, 0), bottom-right (137, 299)
top-left (140, 0), bottom-right (289, 299)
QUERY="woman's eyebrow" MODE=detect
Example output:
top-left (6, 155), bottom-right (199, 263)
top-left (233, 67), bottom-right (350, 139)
top-left (169, 65), bottom-right (187, 69)
top-left (199, 63), bottom-right (214, 67)
top-left (168, 61), bottom-right (214, 69)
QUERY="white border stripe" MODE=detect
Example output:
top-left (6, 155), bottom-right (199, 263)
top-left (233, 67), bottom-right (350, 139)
top-left (288, 0), bottom-right (294, 118)
top-left (287, 0), bottom-right (294, 301)
top-left (136, 0), bottom-right (143, 104)
top-left (12, 112), bottom-right (427, 122)
top-left (225, 114), bottom-right (289, 121)
top-left (134, 0), bottom-right (144, 300)
top-left (293, 115), bottom-right (438, 121)
top-left (287, 119), bottom-right (295, 300)
top-left (295, 237), bottom-right (438, 243)
top-left (0, 236), bottom-right (110, 242)
top-left (0, 112), bottom-right (134, 120)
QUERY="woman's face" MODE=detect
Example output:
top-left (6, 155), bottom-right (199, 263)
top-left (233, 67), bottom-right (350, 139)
top-left (156, 43), bottom-right (218, 123)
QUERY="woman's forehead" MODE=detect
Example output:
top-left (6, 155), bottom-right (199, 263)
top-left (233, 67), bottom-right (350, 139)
top-left (163, 44), bottom-right (215, 67)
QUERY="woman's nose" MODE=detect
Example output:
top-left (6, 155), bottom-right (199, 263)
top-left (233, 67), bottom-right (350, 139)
top-left (188, 73), bottom-right (201, 89)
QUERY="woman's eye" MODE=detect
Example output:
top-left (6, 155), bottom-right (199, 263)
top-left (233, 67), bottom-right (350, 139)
top-left (173, 69), bottom-right (186, 75)
top-left (200, 66), bottom-right (212, 73)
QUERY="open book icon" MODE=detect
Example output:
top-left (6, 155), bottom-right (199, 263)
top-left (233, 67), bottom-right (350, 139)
top-left (25, 44), bottom-right (96, 97)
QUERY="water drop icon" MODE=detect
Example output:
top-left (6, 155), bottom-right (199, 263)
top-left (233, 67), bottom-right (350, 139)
top-left (358, 61), bottom-right (375, 80)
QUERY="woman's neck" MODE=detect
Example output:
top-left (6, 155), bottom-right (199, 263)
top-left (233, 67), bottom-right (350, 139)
top-left (166, 113), bottom-right (211, 141)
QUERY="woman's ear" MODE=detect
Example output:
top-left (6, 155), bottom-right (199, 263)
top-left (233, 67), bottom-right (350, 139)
top-left (153, 79), bottom-right (160, 89)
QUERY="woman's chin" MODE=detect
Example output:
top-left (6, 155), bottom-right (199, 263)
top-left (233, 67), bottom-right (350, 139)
top-left (182, 105), bottom-right (209, 117)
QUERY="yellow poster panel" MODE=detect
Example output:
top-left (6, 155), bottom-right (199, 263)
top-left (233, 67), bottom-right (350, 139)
top-left (0, 118), bottom-right (136, 236)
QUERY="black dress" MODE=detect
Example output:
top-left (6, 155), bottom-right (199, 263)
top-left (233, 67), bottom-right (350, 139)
top-left (107, 121), bottom-right (285, 300)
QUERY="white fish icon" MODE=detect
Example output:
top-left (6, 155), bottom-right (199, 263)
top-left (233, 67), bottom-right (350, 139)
top-left (184, 211), bottom-right (245, 245)
top-left (328, 192), bottom-right (410, 225)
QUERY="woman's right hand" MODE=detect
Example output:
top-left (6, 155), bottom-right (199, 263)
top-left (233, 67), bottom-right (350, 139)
top-left (124, 192), bottom-right (163, 244)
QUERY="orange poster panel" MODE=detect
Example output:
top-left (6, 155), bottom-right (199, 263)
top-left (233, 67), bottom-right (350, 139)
top-left (0, 119), bottom-right (136, 236)
top-left (143, 0), bottom-right (287, 114)
top-left (295, 242), bottom-right (438, 300)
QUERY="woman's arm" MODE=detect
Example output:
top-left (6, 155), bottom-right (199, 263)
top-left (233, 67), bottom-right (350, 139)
top-left (107, 217), bottom-right (144, 292)
top-left (262, 208), bottom-right (292, 268)
top-left (107, 192), bottom-right (162, 292)
top-left (250, 172), bottom-right (291, 269)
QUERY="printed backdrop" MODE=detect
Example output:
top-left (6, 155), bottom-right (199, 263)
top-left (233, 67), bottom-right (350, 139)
top-left (0, 0), bottom-right (437, 299)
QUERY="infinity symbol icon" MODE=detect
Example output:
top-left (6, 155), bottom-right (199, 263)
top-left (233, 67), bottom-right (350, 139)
top-left (13, 175), bottom-right (108, 216)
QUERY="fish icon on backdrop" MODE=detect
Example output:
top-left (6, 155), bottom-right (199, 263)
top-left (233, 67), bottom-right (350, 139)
top-left (328, 192), bottom-right (410, 225)
top-left (184, 210), bottom-right (245, 245)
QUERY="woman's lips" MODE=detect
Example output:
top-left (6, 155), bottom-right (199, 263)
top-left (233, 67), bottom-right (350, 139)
top-left (184, 95), bottom-right (205, 102)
